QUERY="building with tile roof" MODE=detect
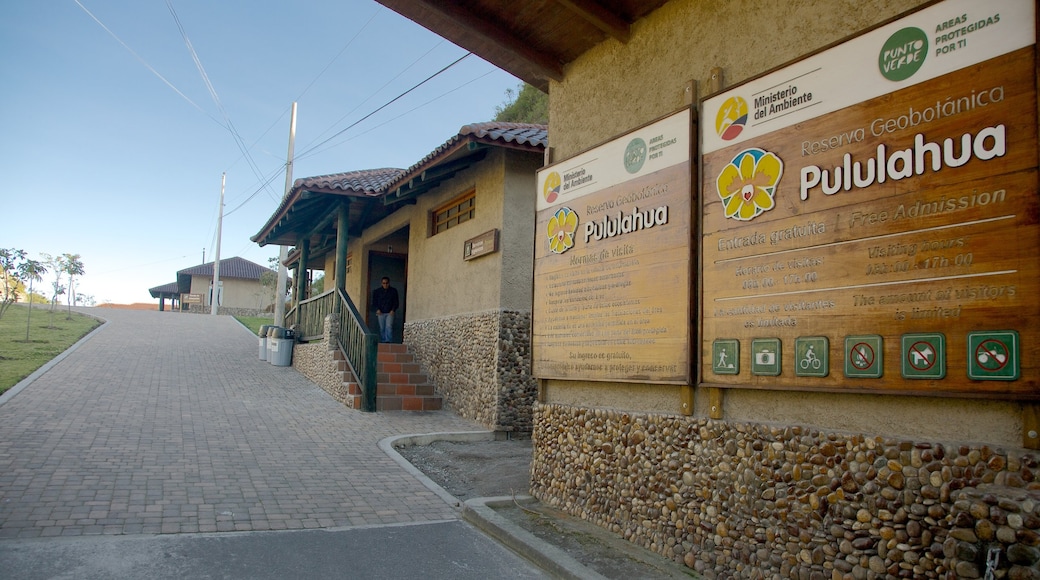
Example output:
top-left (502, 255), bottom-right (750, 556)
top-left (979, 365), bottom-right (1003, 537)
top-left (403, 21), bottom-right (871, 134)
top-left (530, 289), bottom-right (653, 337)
top-left (148, 257), bottom-right (274, 315)
top-left (253, 122), bottom-right (546, 428)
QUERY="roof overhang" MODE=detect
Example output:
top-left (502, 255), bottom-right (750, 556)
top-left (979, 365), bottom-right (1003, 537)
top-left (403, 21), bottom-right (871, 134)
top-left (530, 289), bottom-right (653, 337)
top-left (374, 0), bottom-right (670, 91)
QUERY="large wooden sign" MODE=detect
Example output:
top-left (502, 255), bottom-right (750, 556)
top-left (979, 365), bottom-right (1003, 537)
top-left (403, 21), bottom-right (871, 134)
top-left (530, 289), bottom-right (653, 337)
top-left (533, 109), bottom-right (692, 383)
top-left (700, 0), bottom-right (1038, 397)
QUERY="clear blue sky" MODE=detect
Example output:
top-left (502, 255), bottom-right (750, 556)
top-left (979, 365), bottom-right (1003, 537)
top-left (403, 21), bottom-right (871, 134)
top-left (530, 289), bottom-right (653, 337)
top-left (0, 1), bottom-right (521, 305)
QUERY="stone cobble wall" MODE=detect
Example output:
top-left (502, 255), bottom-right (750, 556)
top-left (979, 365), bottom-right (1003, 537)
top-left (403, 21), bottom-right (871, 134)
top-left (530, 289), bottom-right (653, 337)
top-left (531, 403), bottom-right (1040, 579)
top-left (185, 304), bottom-right (268, 317)
top-left (405, 310), bottom-right (536, 432)
top-left (290, 316), bottom-right (357, 409)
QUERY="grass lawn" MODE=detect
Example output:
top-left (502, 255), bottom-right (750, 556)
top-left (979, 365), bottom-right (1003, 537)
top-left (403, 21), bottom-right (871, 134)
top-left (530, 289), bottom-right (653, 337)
top-left (0, 303), bottom-right (102, 394)
top-left (234, 315), bottom-right (276, 336)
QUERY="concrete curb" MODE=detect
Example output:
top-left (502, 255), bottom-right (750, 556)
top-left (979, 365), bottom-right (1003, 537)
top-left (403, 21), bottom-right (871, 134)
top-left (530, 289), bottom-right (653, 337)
top-left (463, 496), bottom-right (609, 580)
top-left (0, 315), bottom-right (109, 408)
top-left (379, 431), bottom-right (498, 509)
top-left (379, 431), bottom-right (606, 579)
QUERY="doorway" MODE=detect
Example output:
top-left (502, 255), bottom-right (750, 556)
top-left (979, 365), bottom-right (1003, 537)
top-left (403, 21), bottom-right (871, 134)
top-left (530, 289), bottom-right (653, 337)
top-left (367, 252), bottom-right (407, 343)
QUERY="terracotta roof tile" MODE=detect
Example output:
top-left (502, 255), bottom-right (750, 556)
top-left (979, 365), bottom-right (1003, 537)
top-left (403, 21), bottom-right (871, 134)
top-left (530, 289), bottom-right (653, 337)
top-left (177, 257), bottom-right (269, 281)
top-left (389, 122), bottom-right (546, 191)
top-left (293, 167), bottom-right (404, 196)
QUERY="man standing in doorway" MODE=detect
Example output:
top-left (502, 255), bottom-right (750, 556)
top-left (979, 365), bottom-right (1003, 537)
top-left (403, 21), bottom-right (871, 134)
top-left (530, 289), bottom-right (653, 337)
top-left (372, 277), bottom-right (399, 343)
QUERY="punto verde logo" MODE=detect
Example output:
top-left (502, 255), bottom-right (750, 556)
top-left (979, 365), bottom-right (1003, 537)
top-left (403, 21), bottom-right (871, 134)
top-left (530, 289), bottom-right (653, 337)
top-left (879, 27), bottom-right (928, 81)
top-left (623, 138), bottom-right (647, 174)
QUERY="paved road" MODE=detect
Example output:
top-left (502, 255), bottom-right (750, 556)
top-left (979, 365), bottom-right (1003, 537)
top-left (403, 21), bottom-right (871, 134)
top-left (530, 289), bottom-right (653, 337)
top-left (0, 308), bottom-right (547, 578)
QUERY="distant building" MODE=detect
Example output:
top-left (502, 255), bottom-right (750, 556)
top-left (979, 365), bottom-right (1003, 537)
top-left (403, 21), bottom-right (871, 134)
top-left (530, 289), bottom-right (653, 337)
top-left (149, 257), bottom-right (273, 315)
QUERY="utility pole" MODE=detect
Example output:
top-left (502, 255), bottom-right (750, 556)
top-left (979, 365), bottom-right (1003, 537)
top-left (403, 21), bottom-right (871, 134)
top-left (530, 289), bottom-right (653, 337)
top-left (211, 172), bottom-right (225, 316)
top-left (274, 102), bottom-right (297, 325)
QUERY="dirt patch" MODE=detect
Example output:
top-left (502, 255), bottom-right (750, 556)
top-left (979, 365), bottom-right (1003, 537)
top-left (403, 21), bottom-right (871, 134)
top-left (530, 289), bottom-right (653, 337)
top-left (395, 437), bottom-right (697, 579)
top-left (395, 438), bottom-right (533, 501)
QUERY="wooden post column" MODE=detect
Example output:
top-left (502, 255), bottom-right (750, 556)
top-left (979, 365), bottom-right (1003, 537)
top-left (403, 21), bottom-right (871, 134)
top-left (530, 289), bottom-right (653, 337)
top-left (295, 237), bottom-right (310, 305)
top-left (334, 200), bottom-right (350, 296)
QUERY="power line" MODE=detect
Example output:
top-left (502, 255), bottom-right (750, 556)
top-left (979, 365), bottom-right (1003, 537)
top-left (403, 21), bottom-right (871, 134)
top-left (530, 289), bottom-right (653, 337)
top-left (302, 39), bottom-right (445, 149)
top-left (327, 69), bottom-right (497, 150)
top-left (296, 52), bottom-right (473, 161)
top-left (222, 5), bottom-right (385, 186)
top-left (166, 0), bottom-right (278, 203)
top-left (224, 50), bottom-right (477, 218)
top-left (73, 0), bottom-right (222, 127)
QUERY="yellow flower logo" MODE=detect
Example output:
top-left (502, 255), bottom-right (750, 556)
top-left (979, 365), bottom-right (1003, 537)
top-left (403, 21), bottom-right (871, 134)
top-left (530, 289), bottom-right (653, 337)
top-left (547, 207), bottom-right (578, 254)
top-left (716, 148), bottom-right (783, 221)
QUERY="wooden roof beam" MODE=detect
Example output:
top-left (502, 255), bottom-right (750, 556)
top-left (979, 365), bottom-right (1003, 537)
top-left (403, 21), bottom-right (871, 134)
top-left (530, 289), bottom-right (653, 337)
top-left (378, 0), bottom-right (564, 84)
top-left (555, 0), bottom-right (630, 43)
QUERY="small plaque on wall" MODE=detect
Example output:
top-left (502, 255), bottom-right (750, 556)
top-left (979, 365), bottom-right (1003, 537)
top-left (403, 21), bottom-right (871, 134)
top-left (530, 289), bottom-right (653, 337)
top-left (464, 229), bottom-right (499, 261)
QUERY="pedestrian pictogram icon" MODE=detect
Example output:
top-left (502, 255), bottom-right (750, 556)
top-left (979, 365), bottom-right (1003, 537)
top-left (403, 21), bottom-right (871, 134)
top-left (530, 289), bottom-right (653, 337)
top-left (751, 338), bottom-right (781, 376)
top-left (901, 333), bottom-right (945, 379)
top-left (795, 336), bottom-right (828, 377)
top-left (967, 330), bottom-right (1020, 381)
top-left (845, 335), bottom-right (883, 378)
top-left (712, 339), bottom-right (739, 375)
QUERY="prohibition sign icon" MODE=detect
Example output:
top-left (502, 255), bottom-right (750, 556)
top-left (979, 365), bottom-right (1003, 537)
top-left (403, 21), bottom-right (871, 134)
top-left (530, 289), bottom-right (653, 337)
top-left (907, 341), bottom-right (937, 371)
top-left (901, 333), bottom-right (945, 379)
top-left (967, 331), bottom-right (1019, 381)
top-left (974, 339), bottom-right (1010, 371)
top-left (850, 342), bottom-right (875, 369)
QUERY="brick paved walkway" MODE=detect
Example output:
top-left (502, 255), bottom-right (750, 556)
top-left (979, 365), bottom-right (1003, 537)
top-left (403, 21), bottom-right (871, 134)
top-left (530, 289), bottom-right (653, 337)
top-left (0, 308), bottom-right (484, 539)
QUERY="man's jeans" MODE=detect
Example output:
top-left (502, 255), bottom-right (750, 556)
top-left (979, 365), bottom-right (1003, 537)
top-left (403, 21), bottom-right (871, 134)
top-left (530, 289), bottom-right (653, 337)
top-left (377, 311), bottom-right (394, 343)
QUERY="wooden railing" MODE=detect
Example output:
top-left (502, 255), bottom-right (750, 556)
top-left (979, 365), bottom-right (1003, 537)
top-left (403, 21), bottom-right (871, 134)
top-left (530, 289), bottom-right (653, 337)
top-left (290, 287), bottom-right (378, 412)
top-left (334, 287), bottom-right (378, 412)
top-left (295, 289), bottom-right (336, 341)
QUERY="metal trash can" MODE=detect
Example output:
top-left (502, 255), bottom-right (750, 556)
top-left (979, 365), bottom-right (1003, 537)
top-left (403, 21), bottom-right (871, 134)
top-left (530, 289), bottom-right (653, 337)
top-left (258, 324), bottom-right (275, 361)
top-left (268, 327), bottom-right (295, 367)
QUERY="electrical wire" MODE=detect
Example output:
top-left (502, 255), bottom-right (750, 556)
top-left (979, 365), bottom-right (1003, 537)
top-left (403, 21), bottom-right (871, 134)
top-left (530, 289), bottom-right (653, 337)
top-left (73, 0), bottom-right (221, 127)
top-left (222, 5), bottom-right (384, 190)
top-left (166, 0), bottom-right (278, 203)
top-left (295, 52), bottom-right (473, 161)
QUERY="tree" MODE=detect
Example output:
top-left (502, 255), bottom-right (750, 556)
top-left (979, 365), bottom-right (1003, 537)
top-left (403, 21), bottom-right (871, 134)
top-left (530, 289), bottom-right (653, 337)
top-left (42, 253), bottom-right (66, 327)
top-left (494, 83), bottom-right (548, 124)
top-left (310, 273), bottom-right (325, 296)
top-left (62, 253), bottom-right (84, 319)
top-left (0, 248), bottom-right (28, 320)
top-left (18, 259), bottom-right (46, 341)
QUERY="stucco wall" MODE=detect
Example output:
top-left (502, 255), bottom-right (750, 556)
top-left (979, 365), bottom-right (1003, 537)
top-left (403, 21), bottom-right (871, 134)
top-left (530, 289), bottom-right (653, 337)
top-left (188, 275), bottom-right (267, 311)
top-left (404, 148), bottom-right (508, 319)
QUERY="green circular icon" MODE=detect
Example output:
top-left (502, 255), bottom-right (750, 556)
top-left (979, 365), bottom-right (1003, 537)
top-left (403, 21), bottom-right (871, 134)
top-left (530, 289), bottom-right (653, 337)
top-left (879, 27), bottom-right (928, 81)
top-left (623, 138), bottom-right (647, 174)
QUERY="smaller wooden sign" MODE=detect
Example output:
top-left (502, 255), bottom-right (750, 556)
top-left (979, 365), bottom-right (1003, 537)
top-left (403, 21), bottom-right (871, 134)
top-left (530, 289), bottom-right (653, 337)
top-left (182, 293), bottom-right (202, 304)
top-left (464, 229), bottom-right (499, 261)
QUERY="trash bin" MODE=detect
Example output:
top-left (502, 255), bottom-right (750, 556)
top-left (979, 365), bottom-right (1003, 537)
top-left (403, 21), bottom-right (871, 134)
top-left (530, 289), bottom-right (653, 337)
top-left (266, 326), bottom-right (282, 363)
top-left (269, 327), bottom-right (295, 367)
top-left (258, 324), bottom-right (275, 361)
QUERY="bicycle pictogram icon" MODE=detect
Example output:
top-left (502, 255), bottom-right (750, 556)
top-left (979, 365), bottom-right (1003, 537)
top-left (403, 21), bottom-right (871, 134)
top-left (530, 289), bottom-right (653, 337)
top-left (799, 345), bottom-right (822, 370)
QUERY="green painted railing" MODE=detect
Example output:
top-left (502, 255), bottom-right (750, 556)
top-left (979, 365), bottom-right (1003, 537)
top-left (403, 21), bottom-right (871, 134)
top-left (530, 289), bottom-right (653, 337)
top-left (334, 287), bottom-right (378, 412)
top-left (291, 288), bottom-right (378, 412)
